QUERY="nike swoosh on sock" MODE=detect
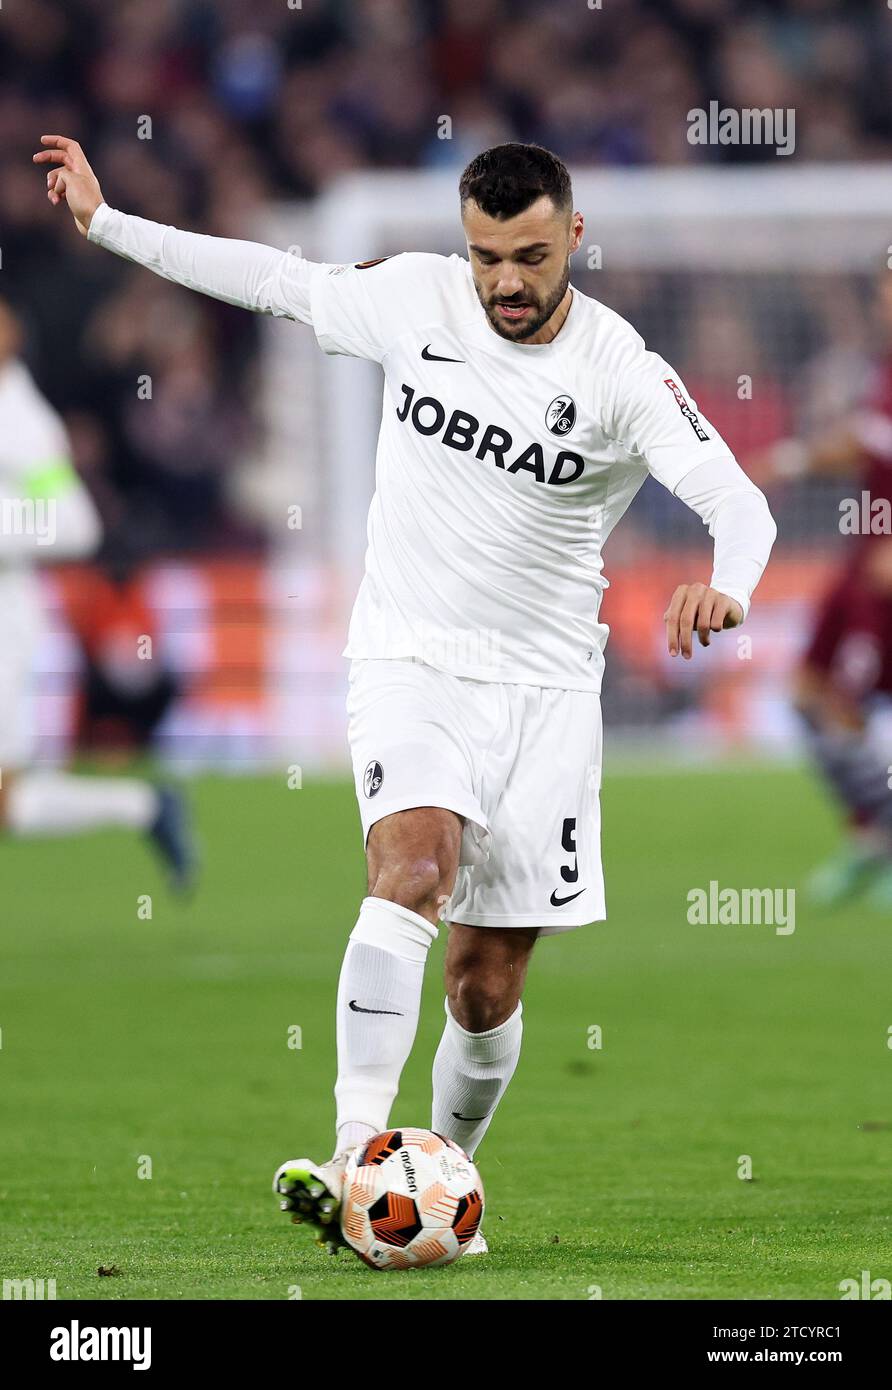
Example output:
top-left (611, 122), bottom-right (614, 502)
top-left (348, 999), bottom-right (404, 1016)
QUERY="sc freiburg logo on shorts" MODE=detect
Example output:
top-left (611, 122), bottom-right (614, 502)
top-left (363, 760), bottom-right (384, 797)
top-left (546, 394), bottom-right (577, 436)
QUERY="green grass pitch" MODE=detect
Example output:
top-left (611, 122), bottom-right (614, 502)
top-left (1, 762), bottom-right (890, 1301)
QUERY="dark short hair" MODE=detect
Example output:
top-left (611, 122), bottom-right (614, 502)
top-left (459, 143), bottom-right (572, 220)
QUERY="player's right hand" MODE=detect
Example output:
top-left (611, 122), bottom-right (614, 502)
top-left (32, 136), bottom-right (104, 237)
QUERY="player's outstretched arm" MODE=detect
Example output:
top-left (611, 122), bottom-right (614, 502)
top-left (33, 135), bottom-right (321, 322)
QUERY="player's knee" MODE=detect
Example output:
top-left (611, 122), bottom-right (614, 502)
top-left (448, 968), bottom-right (516, 1033)
top-left (370, 854), bottom-right (448, 920)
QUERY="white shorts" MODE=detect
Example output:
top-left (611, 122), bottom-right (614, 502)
top-left (346, 657), bottom-right (605, 933)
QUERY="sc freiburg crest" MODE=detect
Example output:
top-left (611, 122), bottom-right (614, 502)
top-left (546, 394), bottom-right (577, 436)
top-left (364, 760), bottom-right (384, 797)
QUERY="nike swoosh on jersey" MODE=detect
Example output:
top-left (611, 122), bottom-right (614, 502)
top-left (452, 1110), bottom-right (489, 1121)
top-left (421, 344), bottom-right (465, 363)
top-left (348, 999), bottom-right (404, 1016)
top-left (549, 888), bottom-right (586, 906)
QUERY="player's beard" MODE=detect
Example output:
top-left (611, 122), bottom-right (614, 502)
top-left (480, 263), bottom-right (571, 342)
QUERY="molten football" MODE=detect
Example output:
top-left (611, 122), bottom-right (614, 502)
top-left (340, 1128), bottom-right (484, 1270)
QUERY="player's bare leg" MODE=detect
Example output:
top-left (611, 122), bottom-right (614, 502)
top-left (429, 922), bottom-right (535, 1252)
top-left (275, 806), bottom-right (462, 1247)
top-left (441, 922), bottom-right (537, 1033)
top-left (428, 924), bottom-right (537, 1251)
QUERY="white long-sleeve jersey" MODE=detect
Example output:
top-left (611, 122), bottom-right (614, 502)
top-left (88, 202), bottom-right (776, 690)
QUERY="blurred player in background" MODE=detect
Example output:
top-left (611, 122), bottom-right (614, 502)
top-left (0, 295), bottom-right (195, 889)
top-left (769, 274), bottom-right (892, 908)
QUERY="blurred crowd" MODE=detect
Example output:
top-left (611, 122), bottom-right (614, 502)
top-left (1, 0), bottom-right (890, 559)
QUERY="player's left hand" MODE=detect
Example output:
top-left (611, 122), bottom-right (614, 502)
top-left (663, 583), bottom-right (743, 659)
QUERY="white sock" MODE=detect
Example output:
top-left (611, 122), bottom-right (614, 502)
top-left (432, 998), bottom-right (523, 1159)
top-left (5, 771), bottom-right (159, 836)
top-left (334, 895), bottom-right (438, 1151)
